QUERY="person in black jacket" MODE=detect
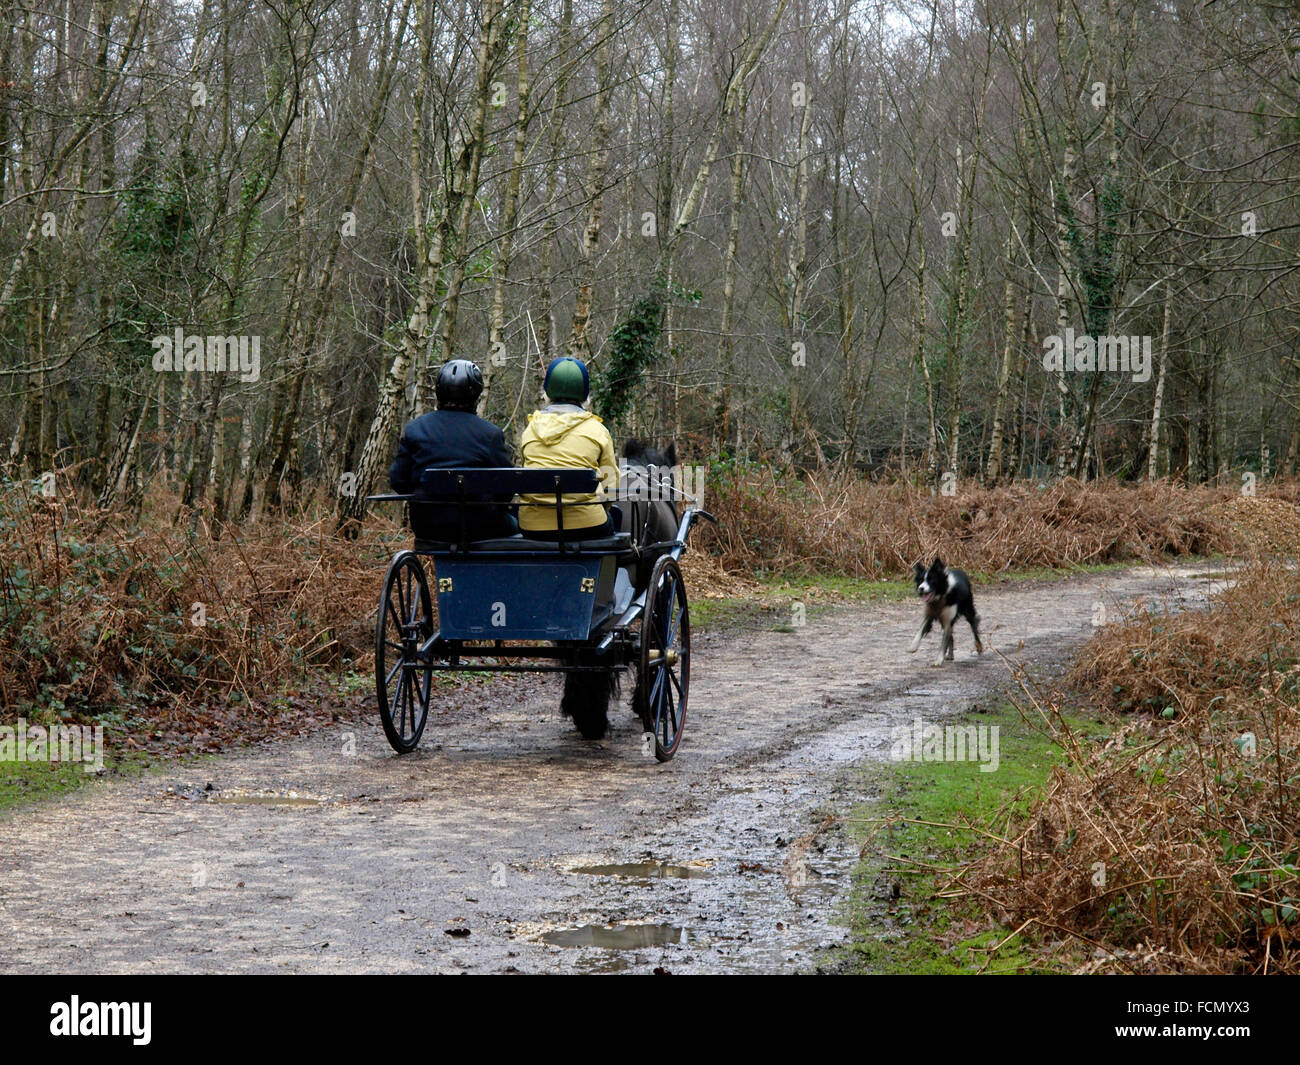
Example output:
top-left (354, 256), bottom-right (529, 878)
top-left (388, 359), bottom-right (518, 541)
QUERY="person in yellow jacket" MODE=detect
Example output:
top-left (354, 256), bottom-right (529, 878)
top-left (518, 357), bottom-right (619, 539)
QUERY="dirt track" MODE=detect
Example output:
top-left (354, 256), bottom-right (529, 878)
top-left (0, 564), bottom-right (1218, 973)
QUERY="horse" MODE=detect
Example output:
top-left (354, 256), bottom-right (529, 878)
top-left (620, 438), bottom-right (679, 576)
top-left (560, 438), bottom-right (681, 740)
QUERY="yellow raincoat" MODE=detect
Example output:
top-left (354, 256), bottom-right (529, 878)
top-left (518, 405), bottom-right (618, 532)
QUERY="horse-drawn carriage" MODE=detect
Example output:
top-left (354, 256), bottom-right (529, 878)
top-left (367, 464), bottom-right (713, 761)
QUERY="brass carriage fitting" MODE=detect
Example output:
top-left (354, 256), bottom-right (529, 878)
top-left (647, 649), bottom-right (679, 666)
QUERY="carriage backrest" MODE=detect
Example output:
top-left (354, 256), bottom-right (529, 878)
top-left (420, 466), bottom-right (598, 498)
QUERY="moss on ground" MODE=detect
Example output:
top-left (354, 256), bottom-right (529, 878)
top-left (826, 701), bottom-right (1106, 974)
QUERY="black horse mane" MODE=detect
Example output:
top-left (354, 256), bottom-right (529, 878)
top-left (623, 438), bottom-right (678, 470)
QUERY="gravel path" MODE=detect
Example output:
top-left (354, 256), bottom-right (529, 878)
top-left (0, 563), bottom-right (1218, 973)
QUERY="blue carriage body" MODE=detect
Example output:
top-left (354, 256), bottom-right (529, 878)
top-left (430, 552), bottom-right (618, 641)
top-left (399, 467), bottom-right (639, 642)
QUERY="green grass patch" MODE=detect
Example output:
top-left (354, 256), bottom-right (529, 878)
top-left (689, 596), bottom-right (783, 634)
top-left (828, 701), bottom-right (1107, 974)
top-left (758, 574), bottom-right (914, 602)
top-left (0, 746), bottom-right (158, 814)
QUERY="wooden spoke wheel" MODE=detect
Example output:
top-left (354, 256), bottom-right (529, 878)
top-left (375, 551), bottom-right (434, 753)
top-left (636, 556), bottom-right (690, 761)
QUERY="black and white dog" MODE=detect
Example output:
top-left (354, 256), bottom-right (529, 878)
top-left (909, 558), bottom-right (984, 667)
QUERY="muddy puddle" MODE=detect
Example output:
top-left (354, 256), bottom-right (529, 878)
top-left (540, 923), bottom-right (686, 948)
top-left (570, 861), bottom-right (709, 880)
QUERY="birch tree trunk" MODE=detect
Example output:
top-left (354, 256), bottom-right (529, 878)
top-left (661, 0), bottom-right (788, 260)
top-left (432, 0), bottom-right (507, 382)
top-left (344, 1), bottom-right (501, 529)
top-left (985, 228), bottom-right (1019, 485)
top-left (716, 90), bottom-right (748, 451)
top-left (565, 0), bottom-right (614, 362)
top-left (783, 80), bottom-right (811, 460)
top-left (1051, 145), bottom-right (1077, 478)
top-left (533, 0), bottom-right (574, 366)
top-left (1146, 279), bottom-right (1171, 480)
top-left (944, 53), bottom-right (987, 476)
top-left (481, 0), bottom-right (532, 414)
top-left (914, 241), bottom-right (939, 484)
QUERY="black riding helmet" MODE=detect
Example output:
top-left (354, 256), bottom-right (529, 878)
top-left (435, 359), bottom-right (484, 409)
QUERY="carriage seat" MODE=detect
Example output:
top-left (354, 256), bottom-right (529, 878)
top-left (411, 467), bottom-right (632, 556)
top-left (414, 532), bottom-right (633, 555)
top-left (420, 466), bottom-right (601, 499)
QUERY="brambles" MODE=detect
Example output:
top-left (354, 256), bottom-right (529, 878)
top-left (0, 482), bottom-right (399, 744)
top-left (697, 471), bottom-right (1260, 578)
top-left (965, 561), bottom-right (1300, 974)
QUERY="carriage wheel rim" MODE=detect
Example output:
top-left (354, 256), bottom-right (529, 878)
top-left (376, 553), bottom-right (433, 752)
top-left (641, 558), bottom-right (689, 757)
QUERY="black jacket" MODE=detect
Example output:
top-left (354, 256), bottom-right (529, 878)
top-left (389, 409), bottom-right (515, 540)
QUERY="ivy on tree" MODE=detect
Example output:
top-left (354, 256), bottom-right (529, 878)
top-left (593, 279), bottom-right (701, 428)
